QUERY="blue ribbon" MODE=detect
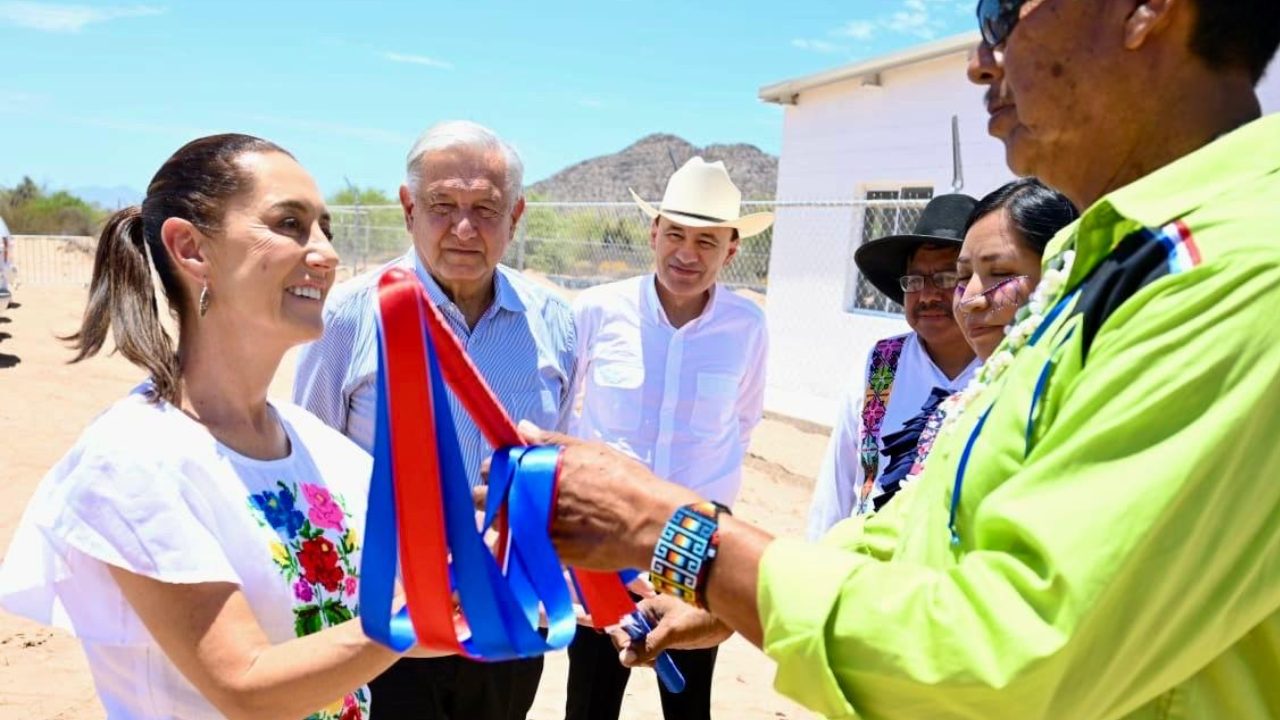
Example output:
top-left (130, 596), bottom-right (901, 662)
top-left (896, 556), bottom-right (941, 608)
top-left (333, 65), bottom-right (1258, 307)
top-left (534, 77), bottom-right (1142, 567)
top-left (359, 324), bottom-right (417, 652)
top-left (624, 610), bottom-right (687, 693)
top-left (360, 317), bottom-right (578, 659)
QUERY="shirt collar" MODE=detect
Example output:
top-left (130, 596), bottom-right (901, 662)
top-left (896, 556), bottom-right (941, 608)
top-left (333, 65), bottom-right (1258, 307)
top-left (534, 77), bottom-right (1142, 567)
top-left (642, 274), bottom-right (720, 329)
top-left (1066, 113), bottom-right (1280, 285)
top-left (908, 332), bottom-right (979, 388)
top-left (1105, 113), bottom-right (1280, 227)
top-left (491, 266), bottom-right (527, 313)
top-left (407, 250), bottom-right (525, 316)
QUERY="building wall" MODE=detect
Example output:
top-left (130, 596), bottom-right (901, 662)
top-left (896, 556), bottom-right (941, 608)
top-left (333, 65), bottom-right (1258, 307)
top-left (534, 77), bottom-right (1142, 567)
top-left (764, 51), bottom-right (1280, 427)
top-left (764, 51), bottom-right (1011, 425)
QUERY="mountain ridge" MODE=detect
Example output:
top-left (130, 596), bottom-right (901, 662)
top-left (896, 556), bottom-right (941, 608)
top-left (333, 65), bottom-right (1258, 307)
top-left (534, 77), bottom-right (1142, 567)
top-left (528, 134), bottom-right (777, 201)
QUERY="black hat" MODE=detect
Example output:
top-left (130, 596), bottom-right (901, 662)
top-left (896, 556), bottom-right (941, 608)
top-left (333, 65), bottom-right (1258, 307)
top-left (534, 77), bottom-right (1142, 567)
top-left (853, 193), bottom-right (977, 305)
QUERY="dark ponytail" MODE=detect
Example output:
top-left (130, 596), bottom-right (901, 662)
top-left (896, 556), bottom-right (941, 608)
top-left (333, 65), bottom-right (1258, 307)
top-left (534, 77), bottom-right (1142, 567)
top-left (964, 178), bottom-right (1079, 255)
top-left (65, 206), bottom-right (181, 400)
top-left (62, 133), bottom-right (292, 405)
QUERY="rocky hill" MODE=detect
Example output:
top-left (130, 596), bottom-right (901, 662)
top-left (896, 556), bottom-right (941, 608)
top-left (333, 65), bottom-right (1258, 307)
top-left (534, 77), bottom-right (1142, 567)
top-left (528, 133), bottom-right (777, 201)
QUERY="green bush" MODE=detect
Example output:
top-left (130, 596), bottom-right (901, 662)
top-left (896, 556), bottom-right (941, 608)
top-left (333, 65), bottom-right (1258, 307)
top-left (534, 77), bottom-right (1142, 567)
top-left (0, 177), bottom-right (107, 235)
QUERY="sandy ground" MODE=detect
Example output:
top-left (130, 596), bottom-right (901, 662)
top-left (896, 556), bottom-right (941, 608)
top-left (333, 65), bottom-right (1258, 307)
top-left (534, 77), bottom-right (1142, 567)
top-left (0, 282), bottom-right (829, 720)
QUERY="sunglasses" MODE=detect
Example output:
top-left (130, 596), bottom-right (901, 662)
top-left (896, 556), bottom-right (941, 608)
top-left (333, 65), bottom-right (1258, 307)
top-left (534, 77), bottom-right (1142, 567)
top-left (976, 0), bottom-right (1031, 47)
top-left (900, 272), bottom-right (960, 293)
top-left (954, 275), bottom-right (1031, 322)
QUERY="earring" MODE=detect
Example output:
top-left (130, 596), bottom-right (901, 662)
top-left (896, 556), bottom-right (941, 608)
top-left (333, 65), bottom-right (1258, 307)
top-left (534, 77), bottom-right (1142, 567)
top-left (199, 283), bottom-right (210, 317)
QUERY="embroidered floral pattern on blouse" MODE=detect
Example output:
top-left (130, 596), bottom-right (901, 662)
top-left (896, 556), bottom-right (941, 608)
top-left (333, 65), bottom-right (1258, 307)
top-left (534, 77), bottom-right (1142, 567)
top-left (248, 481), bottom-right (368, 720)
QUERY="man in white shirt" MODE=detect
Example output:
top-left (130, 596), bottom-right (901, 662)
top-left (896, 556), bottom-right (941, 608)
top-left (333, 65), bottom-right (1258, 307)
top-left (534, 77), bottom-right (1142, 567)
top-left (564, 157), bottom-right (772, 720)
top-left (806, 194), bottom-right (980, 539)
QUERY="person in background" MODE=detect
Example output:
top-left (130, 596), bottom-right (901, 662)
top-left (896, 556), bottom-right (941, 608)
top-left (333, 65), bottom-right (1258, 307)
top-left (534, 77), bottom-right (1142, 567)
top-left (806, 194), bottom-right (979, 537)
top-left (878, 178), bottom-right (1079, 506)
top-left (953, 178), bottom-right (1078, 362)
top-left (294, 120), bottom-right (572, 720)
top-left (563, 157), bottom-right (771, 720)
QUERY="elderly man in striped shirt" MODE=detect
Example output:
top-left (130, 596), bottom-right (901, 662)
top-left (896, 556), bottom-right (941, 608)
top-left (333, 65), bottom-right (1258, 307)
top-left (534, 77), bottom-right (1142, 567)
top-left (294, 120), bottom-right (574, 720)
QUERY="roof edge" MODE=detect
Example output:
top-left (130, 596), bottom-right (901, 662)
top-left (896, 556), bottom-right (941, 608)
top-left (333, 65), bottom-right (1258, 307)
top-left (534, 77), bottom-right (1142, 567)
top-left (759, 31), bottom-right (982, 105)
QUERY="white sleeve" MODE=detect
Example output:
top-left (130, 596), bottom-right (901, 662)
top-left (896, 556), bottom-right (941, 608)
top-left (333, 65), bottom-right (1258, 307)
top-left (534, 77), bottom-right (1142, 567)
top-left (804, 352), bottom-right (871, 541)
top-left (1, 436), bottom-right (239, 644)
top-left (735, 320), bottom-right (768, 458)
top-left (565, 295), bottom-right (595, 439)
top-left (553, 302), bottom-right (579, 434)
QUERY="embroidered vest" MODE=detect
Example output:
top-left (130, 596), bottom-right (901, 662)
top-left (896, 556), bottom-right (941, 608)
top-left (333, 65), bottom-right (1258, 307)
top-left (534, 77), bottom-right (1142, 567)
top-left (856, 336), bottom-right (905, 514)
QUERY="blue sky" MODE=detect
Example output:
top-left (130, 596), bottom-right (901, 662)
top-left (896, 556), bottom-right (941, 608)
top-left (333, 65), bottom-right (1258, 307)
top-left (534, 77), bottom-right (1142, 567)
top-left (0, 0), bottom-right (979, 202)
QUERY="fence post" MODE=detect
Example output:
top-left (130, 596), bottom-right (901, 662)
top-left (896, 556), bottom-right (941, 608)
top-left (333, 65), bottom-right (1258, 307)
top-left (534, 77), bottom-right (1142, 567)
top-left (360, 207), bottom-right (370, 273)
top-left (514, 219), bottom-right (528, 271)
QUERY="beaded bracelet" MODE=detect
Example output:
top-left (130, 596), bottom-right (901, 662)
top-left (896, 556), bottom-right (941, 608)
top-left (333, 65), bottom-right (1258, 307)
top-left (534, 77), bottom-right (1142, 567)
top-left (649, 501), bottom-right (730, 609)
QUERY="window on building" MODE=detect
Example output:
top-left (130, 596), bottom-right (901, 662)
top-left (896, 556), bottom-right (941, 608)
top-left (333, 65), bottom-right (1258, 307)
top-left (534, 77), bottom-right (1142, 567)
top-left (848, 186), bottom-right (934, 314)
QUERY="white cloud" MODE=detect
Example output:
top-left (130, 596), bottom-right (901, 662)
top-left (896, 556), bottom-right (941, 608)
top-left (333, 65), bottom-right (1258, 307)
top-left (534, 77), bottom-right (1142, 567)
top-left (817, 0), bottom-right (955, 48)
top-left (0, 2), bottom-right (163, 32)
top-left (834, 21), bottom-right (876, 41)
top-left (0, 89), bottom-right (48, 112)
top-left (886, 0), bottom-right (954, 39)
top-left (791, 38), bottom-right (850, 54)
top-left (577, 98), bottom-right (605, 109)
top-left (381, 52), bottom-right (453, 70)
top-left (886, 9), bottom-right (937, 39)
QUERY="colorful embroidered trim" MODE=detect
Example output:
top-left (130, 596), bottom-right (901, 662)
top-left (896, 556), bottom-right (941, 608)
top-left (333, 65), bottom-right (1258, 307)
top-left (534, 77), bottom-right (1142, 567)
top-left (857, 336), bottom-right (905, 513)
top-left (1146, 220), bottom-right (1203, 274)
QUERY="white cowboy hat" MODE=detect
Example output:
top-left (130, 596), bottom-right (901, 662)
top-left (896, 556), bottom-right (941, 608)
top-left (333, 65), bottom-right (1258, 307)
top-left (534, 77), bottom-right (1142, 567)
top-left (629, 156), bottom-right (775, 239)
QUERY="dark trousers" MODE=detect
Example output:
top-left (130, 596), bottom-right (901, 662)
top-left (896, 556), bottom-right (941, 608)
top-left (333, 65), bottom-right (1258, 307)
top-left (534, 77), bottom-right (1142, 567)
top-left (565, 624), bottom-right (718, 720)
top-left (369, 655), bottom-right (544, 720)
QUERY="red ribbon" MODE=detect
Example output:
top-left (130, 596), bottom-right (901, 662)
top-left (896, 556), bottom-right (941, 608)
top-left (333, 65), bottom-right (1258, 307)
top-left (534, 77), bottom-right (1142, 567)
top-left (390, 268), bottom-right (635, 630)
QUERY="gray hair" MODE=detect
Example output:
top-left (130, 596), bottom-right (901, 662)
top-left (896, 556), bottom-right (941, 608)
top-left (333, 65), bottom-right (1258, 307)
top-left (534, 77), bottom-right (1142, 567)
top-left (404, 120), bottom-right (524, 207)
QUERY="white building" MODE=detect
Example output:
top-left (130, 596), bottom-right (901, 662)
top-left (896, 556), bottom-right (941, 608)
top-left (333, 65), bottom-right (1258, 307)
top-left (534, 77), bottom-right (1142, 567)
top-left (759, 32), bottom-right (1280, 426)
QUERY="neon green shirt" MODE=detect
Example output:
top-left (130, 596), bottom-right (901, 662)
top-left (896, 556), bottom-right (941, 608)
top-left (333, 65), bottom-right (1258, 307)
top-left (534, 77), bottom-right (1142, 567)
top-left (759, 113), bottom-right (1280, 719)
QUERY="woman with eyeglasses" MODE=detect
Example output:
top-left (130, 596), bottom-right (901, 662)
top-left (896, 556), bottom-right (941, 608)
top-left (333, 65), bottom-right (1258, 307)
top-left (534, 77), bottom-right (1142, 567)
top-left (859, 181), bottom-right (1076, 514)
top-left (954, 178), bottom-right (1078, 361)
top-left (870, 178), bottom-right (1079, 509)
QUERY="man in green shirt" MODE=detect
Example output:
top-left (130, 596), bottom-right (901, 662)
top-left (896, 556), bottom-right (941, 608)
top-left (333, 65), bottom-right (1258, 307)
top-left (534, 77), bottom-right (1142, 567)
top-left (508, 1), bottom-right (1280, 718)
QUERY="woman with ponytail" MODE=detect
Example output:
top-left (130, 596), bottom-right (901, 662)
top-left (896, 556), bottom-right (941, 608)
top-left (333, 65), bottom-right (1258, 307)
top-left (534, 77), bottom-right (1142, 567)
top-left (0, 134), bottom-right (442, 719)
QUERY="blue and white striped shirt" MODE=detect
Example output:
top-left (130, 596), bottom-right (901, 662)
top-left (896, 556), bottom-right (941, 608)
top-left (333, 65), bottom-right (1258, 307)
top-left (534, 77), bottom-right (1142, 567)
top-left (294, 250), bottom-right (576, 488)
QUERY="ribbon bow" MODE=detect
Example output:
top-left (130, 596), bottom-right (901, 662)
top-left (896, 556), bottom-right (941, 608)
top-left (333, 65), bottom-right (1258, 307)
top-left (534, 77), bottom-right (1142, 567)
top-left (360, 267), bottom-right (636, 660)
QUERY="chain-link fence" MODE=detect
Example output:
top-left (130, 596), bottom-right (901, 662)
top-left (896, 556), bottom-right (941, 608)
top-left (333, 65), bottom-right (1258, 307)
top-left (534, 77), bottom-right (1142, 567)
top-left (848, 198), bottom-right (929, 314)
top-left (10, 200), bottom-right (929, 310)
top-left (327, 199), bottom-right (927, 300)
top-left (328, 201), bottom-right (774, 293)
top-left (7, 235), bottom-right (96, 287)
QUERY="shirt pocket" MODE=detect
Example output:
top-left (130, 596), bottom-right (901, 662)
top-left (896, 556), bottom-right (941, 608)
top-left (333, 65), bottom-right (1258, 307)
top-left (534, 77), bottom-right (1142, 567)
top-left (690, 372), bottom-right (738, 437)
top-left (589, 360), bottom-right (646, 433)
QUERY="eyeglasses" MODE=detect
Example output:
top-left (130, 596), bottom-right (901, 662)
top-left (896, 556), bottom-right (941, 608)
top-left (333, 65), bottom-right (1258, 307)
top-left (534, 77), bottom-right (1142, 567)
top-left (899, 272), bottom-right (960, 293)
top-left (976, 0), bottom-right (1031, 47)
top-left (954, 275), bottom-right (1031, 320)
